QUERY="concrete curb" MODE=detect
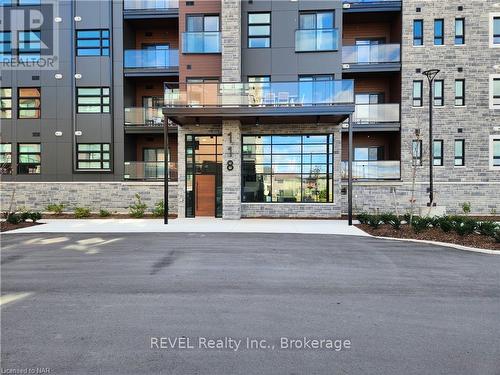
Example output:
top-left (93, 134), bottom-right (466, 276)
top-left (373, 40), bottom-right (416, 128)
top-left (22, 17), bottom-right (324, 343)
top-left (371, 235), bottom-right (500, 255)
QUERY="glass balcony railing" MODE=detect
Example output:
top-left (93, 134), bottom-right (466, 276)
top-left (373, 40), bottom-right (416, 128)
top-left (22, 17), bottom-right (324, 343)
top-left (124, 49), bottom-right (179, 69)
top-left (164, 80), bottom-right (354, 107)
top-left (352, 104), bottom-right (400, 124)
top-left (123, 0), bottom-right (179, 11)
top-left (124, 107), bottom-right (164, 126)
top-left (124, 161), bottom-right (178, 181)
top-left (342, 44), bottom-right (400, 64)
top-left (295, 28), bottom-right (339, 52)
top-left (341, 160), bottom-right (400, 180)
top-left (182, 32), bottom-right (221, 53)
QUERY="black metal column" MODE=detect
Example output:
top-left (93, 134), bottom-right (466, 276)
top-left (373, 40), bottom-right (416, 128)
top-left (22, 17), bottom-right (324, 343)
top-left (428, 84), bottom-right (434, 205)
top-left (348, 115), bottom-right (353, 226)
top-left (164, 117), bottom-right (169, 224)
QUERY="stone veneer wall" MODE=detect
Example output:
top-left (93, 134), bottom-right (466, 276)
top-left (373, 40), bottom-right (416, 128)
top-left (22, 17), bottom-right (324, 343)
top-left (222, 120), bottom-right (242, 219)
top-left (0, 182), bottom-right (178, 214)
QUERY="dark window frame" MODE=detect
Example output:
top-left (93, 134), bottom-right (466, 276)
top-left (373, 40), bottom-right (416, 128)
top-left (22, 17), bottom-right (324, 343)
top-left (494, 17), bottom-right (500, 45)
top-left (493, 78), bottom-right (500, 107)
top-left (0, 87), bottom-right (12, 119)
top-left (17, 30), bottom-right (41, 61)
top-left (413, 80), bottom-right (423, 107)
top-left (434, 79), bottom-right (444, 106)
top-left (455, 18), bottom-right (465, 45)
top-left (77, 87), bottom-right (110, 114)
top-left (434, 19), bottom-right (444, 45)
top-left (455, 79), bottom-right (465, 106)
top-left (433, 140), bottom-right (444, 166)
top-left (76, 143), bottom-right (111, 170)
top-left (76, 29), bottom-right (110, 56)
top-left (0, 31), bottom-right (12, 57)
top-left (18, 87), bottom-right (41, 119)
top-left (247, 12), bottom-right (271, 49)
top-left (413, 19), bottom-right (423, 46)
top-left (493, 139), bottom-right (500, 167)
top-left (0, 143), bottom-right (12, 175)
top-left (412, 140), bottom-right (422, 166)
top-left (186, 14), bottom-right (220, 32)
top-left (454, 139), bottom-right (465, 166)
top-left (17, 143), bottom-right (41, 174)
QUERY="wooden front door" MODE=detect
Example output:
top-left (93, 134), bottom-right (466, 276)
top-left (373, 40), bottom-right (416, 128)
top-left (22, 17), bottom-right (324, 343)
top-left (195, 175), bottom-right (216, 216)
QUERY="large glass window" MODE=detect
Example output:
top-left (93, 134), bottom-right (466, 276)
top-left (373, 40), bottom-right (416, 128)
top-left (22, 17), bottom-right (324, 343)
top-left (242, 135), bottom-right (333, 203)
top-left (17, 143), bottom-right (40, 174)
top-left (18, 87), bottom-right (41, 119)
top-left (299, 75), bottom-right (334, 105)
top-left (77, 144), bottom-right (110, 170)
top-left (76, 29), bottom-right (110, 56)
top-left (297, 11), bottom-right (336, 51)
top-left (248, 13), bottom-right (271, 48)
top-left (413, 80), bottom-right (423, 107)
top-left (455, 79), bottom-right (465, 106)
top-left (493, 16), bottom-right (500, 45)
top-left (0, 31), bottom-right (11, 59)
top-left (143, 147), bottom-right (165, 179)
top-left (0, 87), bottom-right (12, 119)
top-left (433, 140), bottom-right (443, 166)
top-left (77, 87), bottom-right (110, 113)
top-left (0, 143), bottom-right (12, 175)
top-left (413, 20), bottom-right (423, 46)
top-left (434, 19), bottom-right (444, 45)
top-left (18, 31), bottom-right (41, 61)
top-left (412, 140), bottom-right (422, 166)
top-left (454, 139), bottom-right (465, 166)
top-left (187, 15), bottom-right (219, 32)
top-left (492, 77), bottom-right (500, 108)
top-left (434, 80), bottom-right (444, 106)
top-left (455, 18), bottom-right (465, 45)
top-left (492, 138), bottom-right (500, 168)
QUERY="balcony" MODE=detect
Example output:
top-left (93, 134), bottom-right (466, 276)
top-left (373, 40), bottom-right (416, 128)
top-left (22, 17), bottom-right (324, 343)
top-left (295, 29), bottom-right (339, 52)
top-left (125, 107), bottom-right (163, 126)
top-left (341, 160), bottom-right (400, 180)
top-left (123, 49), bottom-right (179, 76)
top-left (351, 104), bottom-right (400, 130)
top-left (342, 0), bottom-right (402, 12)
top-left (123, 0), bottom-right (179, 19)
top-left (182, 32), bottom-right (221, 54)
top-left (342, 44), bottom-right (400, 72)
top-left (124, 161), bottom-right (178, 181)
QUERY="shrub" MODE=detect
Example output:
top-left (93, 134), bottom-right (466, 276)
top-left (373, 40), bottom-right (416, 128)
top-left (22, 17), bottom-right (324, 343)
top-left (380, 213), bottom-right (397, 225)
top-left (477, 221), bottom-right (498, 237)
top-left (454, 218), bottom-right (477, 237)
top-left (367, 215), bottom-right (382, 229)
top-left (461, 202), bottom-right (471, 215)
top-left (47, 203), bottom-right (64, 215)
top-left (29, 212), bottom-right (42, 223)
top-left (74, 207), bottom-right (91, 218)
top-left (129, 194), bottom-right (147, 218)
top-left (19, 210), bottom-right (31, 222)
top-left (411, 217), bottom-right (432, 233)
top-left (6, 213), bottom-right (21, 225)
top-left (388, 216), bottom-right (402, 230)
top-left (152, 200), bottom-right (164, 218)
top-left (357, 213), bottom-right (370, 225)
top-left (99, 209), bottom-right (111, 218)
top-left (494, 229), bottom-right (500, 243)
top-left (437, 216), bottom-right (454, 233)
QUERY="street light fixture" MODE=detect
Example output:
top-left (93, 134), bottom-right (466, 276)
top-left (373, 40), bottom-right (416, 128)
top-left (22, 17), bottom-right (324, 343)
top-left (422, 69), bottom-right (440, 206)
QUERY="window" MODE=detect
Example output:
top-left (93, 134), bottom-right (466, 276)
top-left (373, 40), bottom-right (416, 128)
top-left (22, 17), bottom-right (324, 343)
top-left (299, 75), bottom-right (334, 105)
top-left (77, 87), bottom-right (110, 113)
top-left (354, 147), bottom-right (384, 161)
top-left (18, 0), bottom-right (42, 4)
top-left (433, 140), bottom-right (443, 166)
top-left (490, 76), bottom-right (500, 109)
top-left (77, 144), bottom-right (110, 170)
top-left (0, 88), bottom-right (12, 119)
top-left (413, 20), bottom-right (423, 46)
top-left (296, 11), bottom-right (336, 51)
top-left (18, 31), bottom-right (41, 61)
top-left (413, 80), bottom-right (423, 107)
top-left (454, 139), bottom-right (465, 166)
top-left (434, 80), bottom-right (444, 106)
top-left (143, 148), bottom-right (165, 179)
top-left (491, 15), bottom-right (500, 47)
top-left (455, 18), bottom-right (465, 45)
top-left (17, 143), bottom-right (40, 174)
top-left (0, 143), bottom-right (12, 175)
top-left (412, 140), bottom-right (422, 166)
top-left (18, 87), bottom-right (41, 119)
top-left (186, 15), bottom-right (219, 32)
top-left (242, 135), bottom-right (334, 203)
top-left (0, 31), bottom-right (11, 59)
top-left (490, 137), bottom-right (500, 169)
top-left (76, 30), bottom-right (110, 56)
top-left (248, 13), bottom-right (271, 48)
top-left (185, 15), bottom-right (220, 53)
top-left (434, 19), bottom-right (444, 45)
top-left (455, 79), bottom-right (465, 106)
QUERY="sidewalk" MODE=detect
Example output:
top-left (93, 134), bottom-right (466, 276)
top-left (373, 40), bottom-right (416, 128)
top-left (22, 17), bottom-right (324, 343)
top-left (2, 218), bottom-right (368, 236)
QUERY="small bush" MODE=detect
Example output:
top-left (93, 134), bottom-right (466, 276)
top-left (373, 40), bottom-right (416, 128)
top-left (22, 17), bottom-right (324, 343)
top-left (29, 212), bottom-right (42, 223)
top-left (454, 218), bottom-right (477, 237)
top-left (380, 213), bottom-right (397, 225)
top-left (437, 216), bottom-right (454, 233)
top-left (152, 200), bottom-right (164, 218)
top-left (411, 217), bottom-right (432, 233)
top-left (367, 215), bottom-right (382, 229)
top-left (357, 213), bottom-right (370, 225)
top-left (494, 229), bottom-right (500, 243)
top-left (477, 221), bottom-right (498, 237)
top-left (129, 194), bottom-right (147, 218)
top-left (99, 209), bottom-right (111, 217)
top-left (388, 216), bottom-right (402, 230)
top-left (6, 213), bottom-right (21, 225)
top-left (461, 202), bottom-right (471, 215)
top-left (74, 207), bottom-right (91, 218)
top-left (47, 203), bottom-right (64, 215)
top-left (19, 210), bottom-right (31, 222)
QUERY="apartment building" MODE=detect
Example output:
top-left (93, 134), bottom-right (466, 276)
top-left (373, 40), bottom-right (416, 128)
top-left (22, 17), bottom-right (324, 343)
top-left (0, 0), bottom-right (499, 217)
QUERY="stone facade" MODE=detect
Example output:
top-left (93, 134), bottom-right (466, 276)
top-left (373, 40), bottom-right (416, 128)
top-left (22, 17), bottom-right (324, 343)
top-left (0, 182), bottom-right (178, 214)
top-left (222, 120), bottom-right (242, 219)
top-left (221, 0), bottom-right (241, 82)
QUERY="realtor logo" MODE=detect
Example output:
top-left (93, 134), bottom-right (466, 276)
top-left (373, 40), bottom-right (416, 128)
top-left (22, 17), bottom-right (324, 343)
top-left (0, 0), bottom-right (59, 70)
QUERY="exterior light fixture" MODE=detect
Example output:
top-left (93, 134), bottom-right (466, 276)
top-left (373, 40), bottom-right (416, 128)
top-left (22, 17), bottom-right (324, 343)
top-left (75, 130), bottom-right (82, 136)
top-left (54, 73), bottom-right (62, 79)
top-left (54, 17), bottom-right (62, 23)
top-left (55, 131), bottom-right (62, 136)
top-left (74, 73), bottom-right (82, 79)
top-left (74, 16), bottom-right (82, 22)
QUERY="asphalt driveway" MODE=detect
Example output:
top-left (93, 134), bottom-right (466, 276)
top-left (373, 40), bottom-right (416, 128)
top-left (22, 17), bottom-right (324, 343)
top-left (1, 233), bottom-right (499, 375)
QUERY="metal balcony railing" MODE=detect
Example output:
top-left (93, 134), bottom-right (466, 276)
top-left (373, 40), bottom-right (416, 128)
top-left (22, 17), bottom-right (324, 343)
top-left (352, 104), bottom-right (400, 124)
top-left (124, 161), bottom-right (178, 181)
top-left (341, 160), bottom-right (401, 180)
top-left (295, 28), bottom-right (339, 52)
top-left (124, 107), bottom-right (164, 126)
top-left (123, 0), bottom-right (179, 10)
top-left (164, 80), bottom-right (354, 107)
top-left (124, 49), bottom-right (179, 69)
top-left (342, 44), bottom-right (400, 64)
top-left (182, 32), bottom-right (221, 53)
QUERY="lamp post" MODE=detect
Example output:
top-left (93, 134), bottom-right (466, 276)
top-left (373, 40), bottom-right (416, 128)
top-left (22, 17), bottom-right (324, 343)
top-left (422, 69), bottom-right (440, 206)
top-left (163, 116), bottom-right (169, 224)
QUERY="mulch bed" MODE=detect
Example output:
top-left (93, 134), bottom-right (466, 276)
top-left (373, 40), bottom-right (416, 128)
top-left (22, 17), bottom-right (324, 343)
top-left (1, 221), bottom-right (43, 232)
top-left (356, 224), bottom-right (500, 251)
